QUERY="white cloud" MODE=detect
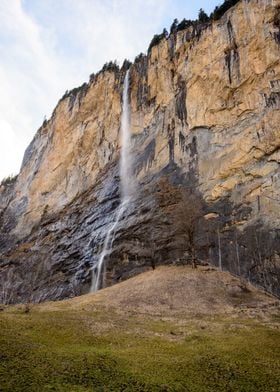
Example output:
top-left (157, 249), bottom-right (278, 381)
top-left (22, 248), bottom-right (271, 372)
top-left (0, 0), bottom-right (70, 179)
top-left (0, 0), bottom-right (175, 180)
top-left (0, 0), bottom-right (221, 180)
top-left (0, 119), bottom-right (23, 179)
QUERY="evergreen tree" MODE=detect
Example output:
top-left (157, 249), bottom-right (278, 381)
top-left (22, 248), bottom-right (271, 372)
top-left (210, 0), bottom-right (240, 21)
top-left (170, 18), bottom-right (178, 33)
top-left (198, 8), bottom-right (210, 23)
top-left (177, 19), bottom-right (194, 32)
top-left (162, 28), bottom-right (168, 37)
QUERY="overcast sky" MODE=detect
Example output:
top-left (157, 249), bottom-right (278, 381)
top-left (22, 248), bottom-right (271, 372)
top-left (0, 0), bottom-right (218, 180)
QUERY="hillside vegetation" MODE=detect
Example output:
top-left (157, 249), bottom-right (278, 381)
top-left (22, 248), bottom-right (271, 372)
top-left (1, 266), bottom-right (279, 391)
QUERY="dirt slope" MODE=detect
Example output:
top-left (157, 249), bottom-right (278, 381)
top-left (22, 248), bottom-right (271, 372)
top-left (39, 266), bottom-right (279, 318)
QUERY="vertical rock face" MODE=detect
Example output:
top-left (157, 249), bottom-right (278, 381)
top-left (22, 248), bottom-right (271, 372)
top-left (0, 0), bottom-right (279, 302)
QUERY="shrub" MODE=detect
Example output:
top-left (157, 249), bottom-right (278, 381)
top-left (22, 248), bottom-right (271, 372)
top-left (0, 174), bottom-right (18, 187)
top-left (176, 19), bottom-right (195, 32)
top-left (198, 8), bottom-right (210, 23)
top-left (170, 18), bottom-right (178, 34)
top-left (121, 59), bottom-right (132, 72)
top-left (148, 28), bottom-right (168, 52)
top-left (210, 0), bottom-right (240, 21)
top-left (102, 60), bottom-right (119, 73)
top-left (134, 53), bottom-right (145, 63)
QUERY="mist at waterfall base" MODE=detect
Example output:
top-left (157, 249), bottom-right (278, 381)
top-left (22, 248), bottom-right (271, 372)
top-left (91, 70), bottom-right (135, 292)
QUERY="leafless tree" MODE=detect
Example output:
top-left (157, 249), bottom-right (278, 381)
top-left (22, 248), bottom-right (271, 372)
top-left (154, 177), bottom-right (204, 268)
top-left (172, 187), bottom-right (204, 268)
top-left (0, 267), bottom-right (21, 305)
top-left (0, 256), bottom-right (53, 311)
top-left (244, 224), bottom-right (280, 294)
top-left (23, 260), bottom-right (50, 313)
top-left (148, 234), bottom-right (157, 270)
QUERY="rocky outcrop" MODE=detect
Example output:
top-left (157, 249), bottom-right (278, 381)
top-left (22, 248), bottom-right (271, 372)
top-left (0, 0), bottom-right (279, 303)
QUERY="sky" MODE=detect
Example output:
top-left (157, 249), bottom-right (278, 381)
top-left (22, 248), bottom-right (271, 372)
top-left (0, 0), bottom-right (218, 180)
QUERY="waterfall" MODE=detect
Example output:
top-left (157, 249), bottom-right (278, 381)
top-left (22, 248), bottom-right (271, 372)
top-left (119, 70), bottom-right (134, 201)
top-left (91, 70), bottom-right (134, 292)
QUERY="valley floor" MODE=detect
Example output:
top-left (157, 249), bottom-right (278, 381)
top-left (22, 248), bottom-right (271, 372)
top-left (0, 266), bottom-right (279, 391)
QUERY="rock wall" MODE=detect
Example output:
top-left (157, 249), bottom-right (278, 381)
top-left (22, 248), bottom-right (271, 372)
top-left (0, 0), bottom-right (279, 302)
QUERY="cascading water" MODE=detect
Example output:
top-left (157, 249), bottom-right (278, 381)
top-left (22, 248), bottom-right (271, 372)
top-left (91, 70), bottom-right (134, 292)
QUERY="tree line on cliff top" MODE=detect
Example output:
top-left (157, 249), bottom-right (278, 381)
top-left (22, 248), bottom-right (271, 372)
top-left (69, 1), bottom-right (241, 87)
top-left (148, 0), bottom-right (240, 51)
top-left (89, 0), bottom-right (241, 81)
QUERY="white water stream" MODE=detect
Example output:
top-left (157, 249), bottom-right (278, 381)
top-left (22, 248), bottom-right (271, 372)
top-left (91, 70), bottom-right (134, 291)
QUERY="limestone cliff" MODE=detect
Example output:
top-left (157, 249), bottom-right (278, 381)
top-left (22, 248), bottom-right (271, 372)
top-left (0, 0), bottom-right (279, 302)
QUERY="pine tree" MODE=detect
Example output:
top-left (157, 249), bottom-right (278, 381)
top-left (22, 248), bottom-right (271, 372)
top-left (198, 8), bottom-right (210, 23)
top-left (170, 18), bottom-right (178, 34)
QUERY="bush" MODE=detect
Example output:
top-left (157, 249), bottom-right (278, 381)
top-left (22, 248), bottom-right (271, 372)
top-left (102, 60), bottom-right (119, 73)
top-left (170, 18), bottom-right (178, 34)
top-left (148, 29), bottom-right (168, 52)
top-left (210, 0), bottom-right (240, 21)
top-left (198, 8), bottom-right (210, 23)
top-left (0, 174), bottom-right (18, 187)
top-left (134, 53), bottom-right (145, 63)
top-left (176, 19), bottom-right (195, 32)
top-left (121, 59), bottom-right (132, 72)
top-left (61, 83), bottom-right (88, 100)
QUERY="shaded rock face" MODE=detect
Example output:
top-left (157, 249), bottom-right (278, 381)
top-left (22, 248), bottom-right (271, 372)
top-left (0, 0), bottom-right (280, 302)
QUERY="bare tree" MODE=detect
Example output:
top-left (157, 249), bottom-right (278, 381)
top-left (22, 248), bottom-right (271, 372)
top-left (0, 256), bottom-right (53, 311)
top-left (172, 187), bottom-right (204, 268)
top-left (148, 233), bottom-right (157, 270)
top-left (23, 260), bottom-right (50, 313)
top-left (154, 177), bottom-right (204, 268)
top-left (217, 228), bottom-right (222, 271)
top-left (0, 267), bottom-right (21, 305)
top-left (244, 223), bottom-right (280, 294)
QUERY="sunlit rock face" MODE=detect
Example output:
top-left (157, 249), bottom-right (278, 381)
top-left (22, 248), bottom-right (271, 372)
top-left (0, 0), bottom-right (279, 302)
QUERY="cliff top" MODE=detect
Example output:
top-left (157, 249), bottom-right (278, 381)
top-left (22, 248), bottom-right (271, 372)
top-left (39, 0), bottom-right (243, 132)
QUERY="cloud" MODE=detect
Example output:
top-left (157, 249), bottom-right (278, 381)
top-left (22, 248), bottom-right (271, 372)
top-left (23, 0), bottom-right (173, 73)
top-left (0, 0), bottom-right (217, 180)
top-left (0, 0), bottom-right (70, 179)
top-left (0, 0), bottom-right (174, 180)
top-left (0, 120), bottom-right (23, 179)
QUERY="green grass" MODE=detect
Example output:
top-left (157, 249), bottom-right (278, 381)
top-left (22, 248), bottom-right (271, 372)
top-left (0, 308), bottom-right (279, 392)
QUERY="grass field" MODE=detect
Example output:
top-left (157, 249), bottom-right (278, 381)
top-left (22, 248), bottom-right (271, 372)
top-left (1, 266), bottom-right (279, 391)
